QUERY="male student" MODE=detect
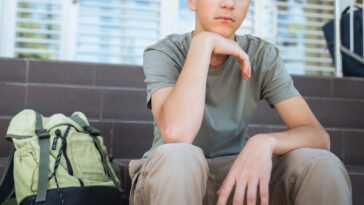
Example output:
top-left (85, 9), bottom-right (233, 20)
top-left (129, 0), bottom-right (352, 204)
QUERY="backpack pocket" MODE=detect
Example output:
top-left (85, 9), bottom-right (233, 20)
top-left (13, 138), bottom-right (39, 201)
top-left (68, 131), bottom-right (109, 183)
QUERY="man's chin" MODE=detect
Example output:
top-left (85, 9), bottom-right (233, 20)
top-left (210, 29), bottom-right (236, 40)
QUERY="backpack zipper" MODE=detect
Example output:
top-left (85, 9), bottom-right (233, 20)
top-left (52, 130), bottom-right (60, 150)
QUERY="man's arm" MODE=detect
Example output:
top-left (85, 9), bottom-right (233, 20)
top-left (151, 32), bottom-right (251, 144)
top-left (217, 96), bottom-right (330, 205)
top-left (268, 95), bottom-right (330, 154)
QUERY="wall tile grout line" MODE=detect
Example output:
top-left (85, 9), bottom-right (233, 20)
top-left (92, 63), bottom-right (96, 86)
top-left (110, 120), bottom-right (115, 156)
top-left (24, 60), bottom-right (30, 107)
top-left (4, 82), bottom-right (147, 92)
top-left (330, 77), bottom-right (334, 97)
top-left (100, 88), bottom-right (104, 121)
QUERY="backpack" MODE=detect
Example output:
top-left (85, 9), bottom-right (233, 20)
top-left (0, 109), bottom-right (124, 205)
top-left (322, 6), bottom-right (364, 77)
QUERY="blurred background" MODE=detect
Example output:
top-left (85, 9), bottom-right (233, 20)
top-left (0, 0), bottom-right (359, 76)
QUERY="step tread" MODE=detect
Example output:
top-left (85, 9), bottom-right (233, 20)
top-left (2, 157), bottom-right (364, 173)
top-left (347, 165), bottom-right (364, 174)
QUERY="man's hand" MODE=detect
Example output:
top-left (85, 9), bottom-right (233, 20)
top-left (216, 134), bottom-right (276, 205)
top-left (195, 32), bottom-right (251, 80)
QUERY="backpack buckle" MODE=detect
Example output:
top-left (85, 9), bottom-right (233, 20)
top-left (83, 125), bottom-right (100, 137)
top-left (36, 129), bottom-right (50, 139)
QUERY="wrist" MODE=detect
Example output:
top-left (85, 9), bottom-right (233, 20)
top-left (191, 32), bottom-right (215, 53)
top-left (248, 134), bottom-right (278, 154)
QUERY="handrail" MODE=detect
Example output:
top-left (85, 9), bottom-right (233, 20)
top-left (334, 0), bottom-right (343, 77)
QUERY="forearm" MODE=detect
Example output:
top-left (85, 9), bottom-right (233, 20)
top-left (159, 35), bottom-right (213, 143)
top-left (258, 123), bottom-right (330, 156)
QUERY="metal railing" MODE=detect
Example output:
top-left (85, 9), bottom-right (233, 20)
top-left (334, 0), bottom-right (364, 77)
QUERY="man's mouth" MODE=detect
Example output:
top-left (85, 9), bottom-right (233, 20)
top-left (215, 16), bottom-right (235, 22)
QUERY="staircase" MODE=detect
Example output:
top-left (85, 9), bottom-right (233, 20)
top-left (0, 57), bottom-right (363, 204)
top-left (251, 75), bottom-right (364, 205)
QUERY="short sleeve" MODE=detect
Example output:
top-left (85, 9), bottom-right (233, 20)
top-left (259, 45), bottom-right (301, 106)
top-left (143, 48), bottom-right (181, 109)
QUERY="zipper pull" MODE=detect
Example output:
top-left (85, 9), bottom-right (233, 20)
top-left (52, 129), bottom-right (62, 150)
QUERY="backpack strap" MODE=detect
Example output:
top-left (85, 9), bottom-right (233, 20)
top-left (1, 198), bottom-right (17, 205)
top-left (34, 112), bottom-right (50, 203)
top-left (69, 115), bottom-right (122, 192)
top-left (0, 147), bottom-right (16, 205)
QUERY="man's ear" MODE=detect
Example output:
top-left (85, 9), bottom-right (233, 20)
top-left (186, 0), bottom-right (197, 11)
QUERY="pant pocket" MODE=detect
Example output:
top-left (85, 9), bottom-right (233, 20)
top-left (128, 158), bottom-right (147, 205)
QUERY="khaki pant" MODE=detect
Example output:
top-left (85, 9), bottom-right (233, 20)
top-left (129, 143), bottom-right (352, 205)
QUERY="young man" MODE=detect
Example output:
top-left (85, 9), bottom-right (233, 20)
top-left (129, 0), bottom-right (352, 204)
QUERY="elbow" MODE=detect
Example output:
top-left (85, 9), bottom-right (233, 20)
top-left (316, 125), bottom-right (330, 150)
top-left (160, 125), bottom-right (195, 144)
top-left (321, 130), bottom-right (331, 150)
top-left (310, 123), bottom-right (330, 150)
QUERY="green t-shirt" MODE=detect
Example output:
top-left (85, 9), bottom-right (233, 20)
top-left (143, 32), bottom-right (300, 158)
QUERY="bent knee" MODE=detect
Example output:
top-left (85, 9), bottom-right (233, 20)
top-left (284, 148), bottom-right (347, 178)
top-left (278, 148), bottom-right (343, 174)
top-left (153, 143), bottom-right (205, 159)
top-left (149, 143), bottom-right (208, 170)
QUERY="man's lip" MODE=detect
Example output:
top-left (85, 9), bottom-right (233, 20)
top-left (215, 16), bottom-right (235, 22)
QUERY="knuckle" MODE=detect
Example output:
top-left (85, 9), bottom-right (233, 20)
top-left (219, 190), bottom-right (228, 197)
top-left (246, 192), bottom-right (256, 202)
top-left (260, 189), bottom-right (268, 197)
top-left (247, 194), bottom-right (256, 203)
top-left (233, 198), bottom-right (243, 204)
top-left (261, 196), bottom-right (269, 203)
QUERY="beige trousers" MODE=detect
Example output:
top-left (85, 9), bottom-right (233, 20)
top-left (129, 143), bottom-right (352, 205)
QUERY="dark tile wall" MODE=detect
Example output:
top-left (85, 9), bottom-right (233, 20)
top-left (0, 57), bottom-right (363, 164)
top-left (0, 84), bottom-right (26, 117)
top-left (28, 60), bottom-right (94, 85)
top-left (0, 58), bottom-right (27, 82)
top-left (0, 119), bottom-right (12, 156)
top-left (350, 171), bottom-right (364, 205)
top-left (95, 64), bottom-right (145, 88)
top-left (102, 89), bottom-right (152, 121)
top-left (27, 85), bottom-right (102, 118)
top-left (112, 122), bottom-right (154, 158)
top-left (327, 129), bottom-right (344, 160)
top-left (344, 130), bottom-right (364, 165)
top-left (292, 75), bottom-right (332, 97)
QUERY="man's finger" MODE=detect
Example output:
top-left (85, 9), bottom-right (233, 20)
top-left (259, 178), bottom-right (269, 205)
top-left (247, 179), bottom-right (258, 205)
top-left (217, 177), bottom-right (235, 205)
top-left (239, 52), bottom-right (251, 80)
top-left (233, 180), bottom-right (247, 205)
